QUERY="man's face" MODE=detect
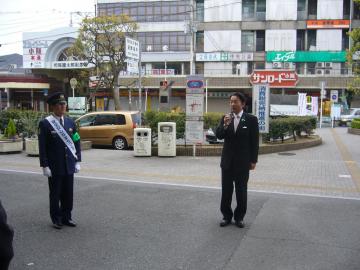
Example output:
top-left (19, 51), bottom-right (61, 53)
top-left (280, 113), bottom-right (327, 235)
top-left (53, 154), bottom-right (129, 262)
top-left (229, 95), bottom-right (245, 114)
top-left (52, 102), bottom-right (67, 116)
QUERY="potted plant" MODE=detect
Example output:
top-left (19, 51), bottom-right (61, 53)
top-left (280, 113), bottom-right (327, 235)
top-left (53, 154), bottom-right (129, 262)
top-left (21, 112), bottom-right (43, 156)
top-left (0, 119), bottom-right (23, 153)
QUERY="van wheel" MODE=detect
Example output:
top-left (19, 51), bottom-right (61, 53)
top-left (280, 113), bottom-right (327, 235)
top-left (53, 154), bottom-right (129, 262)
top-left (112, 136), bottom-right (128, 150)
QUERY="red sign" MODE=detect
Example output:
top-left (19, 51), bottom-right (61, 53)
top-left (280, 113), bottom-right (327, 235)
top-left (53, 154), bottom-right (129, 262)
top-left (250, 70), bottom-right (298, 88)
top-left (307, 20), bottom-right (350, 29)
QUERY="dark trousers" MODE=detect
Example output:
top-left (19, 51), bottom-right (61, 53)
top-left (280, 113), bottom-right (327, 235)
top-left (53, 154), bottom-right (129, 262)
top-left (48, 174), bottom-right (74, 223)
top-left (221, 168), bottom-right (249, 222)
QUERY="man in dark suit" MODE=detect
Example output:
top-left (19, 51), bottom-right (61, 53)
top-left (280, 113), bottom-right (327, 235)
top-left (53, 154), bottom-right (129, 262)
top-left (38, 92), bottom-right (81, 229)
top-left (0, 200), bottom-right (14, 270)
top-left (216, 92), bottom-right (259, 228)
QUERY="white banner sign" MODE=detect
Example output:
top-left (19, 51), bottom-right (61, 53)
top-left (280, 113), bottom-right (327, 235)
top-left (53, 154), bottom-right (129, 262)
top-left (186, 121), bottom-right (204, 144)
top-left (298, 93), bottom-right (307, 116)
top-left (311, 96), bottom-right (319, 116)
top-left (126, 37), bottom-right (140, 60)
top-left (252, 84), bottom-right (270, 133)
top-left (186, 94), bottom-right (204, 117)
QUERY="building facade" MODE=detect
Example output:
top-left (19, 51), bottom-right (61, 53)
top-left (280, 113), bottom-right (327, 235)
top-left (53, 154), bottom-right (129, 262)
top-left (97, 0), bottom-right (360, 112)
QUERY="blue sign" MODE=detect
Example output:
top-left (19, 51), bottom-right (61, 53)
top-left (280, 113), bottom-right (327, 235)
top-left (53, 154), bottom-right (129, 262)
top-left (187, 80), bottom-right (204, 89)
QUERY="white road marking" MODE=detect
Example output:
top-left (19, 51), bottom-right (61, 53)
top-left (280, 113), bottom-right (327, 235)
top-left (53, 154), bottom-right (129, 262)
top-left (1, 168), bottom-right (360, 201)
top-left (338, 174), bottom-right (352, 178)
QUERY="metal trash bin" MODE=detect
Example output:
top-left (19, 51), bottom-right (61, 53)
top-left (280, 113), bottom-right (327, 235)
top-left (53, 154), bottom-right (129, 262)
top-left (133, 128), bottom-right (152, 157)
top-left (158, 122), bottom-right (176, 157)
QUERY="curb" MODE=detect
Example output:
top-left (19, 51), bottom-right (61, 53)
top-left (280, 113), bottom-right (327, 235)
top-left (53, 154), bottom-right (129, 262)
top-left (348, 128), bottom-right (360, 136)
top-left (150, 135), bottom-right (322, 156)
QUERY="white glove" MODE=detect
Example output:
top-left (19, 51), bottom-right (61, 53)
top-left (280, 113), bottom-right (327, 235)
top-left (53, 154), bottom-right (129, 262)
top-left (75, 162), bottom-right (81, 173)
top-left (42, 167), bottom-right (52, 177)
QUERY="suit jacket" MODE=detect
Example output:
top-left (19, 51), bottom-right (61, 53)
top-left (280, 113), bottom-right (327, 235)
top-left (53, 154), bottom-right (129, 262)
top-left (0, 200), bottom-right (14, 263)
top-left (38, 116), bottom-right (81, 175)
top-left (215, 112), bottom-right (259, 171)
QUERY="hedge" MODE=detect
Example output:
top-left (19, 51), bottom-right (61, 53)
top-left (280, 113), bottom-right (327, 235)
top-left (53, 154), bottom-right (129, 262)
top-left (0, 110), bottom-right (49, 137)
top-left (143, 111), bottom-right (317, 144)
top-left (351, 118), bottom-right (360, 129)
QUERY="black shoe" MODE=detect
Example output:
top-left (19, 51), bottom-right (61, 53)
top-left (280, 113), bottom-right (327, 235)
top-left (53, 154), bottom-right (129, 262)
top-left (219, 219), bottom-right (231, 227)
top-left (235, 220), bottom-right (245, 228)
top-left (63, 220), bottom-right (77, 227)
top-left (52, 222), bottom-right (63, 229)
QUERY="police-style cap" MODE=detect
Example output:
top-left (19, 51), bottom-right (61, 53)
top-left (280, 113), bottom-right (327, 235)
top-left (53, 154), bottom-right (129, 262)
top-left (47, 92), bottom-right (67, 105)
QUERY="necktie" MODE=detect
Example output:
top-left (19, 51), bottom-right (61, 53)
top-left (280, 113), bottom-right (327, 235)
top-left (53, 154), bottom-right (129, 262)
top-left (234, 115), bottom-right (240, 132)
top-left (60, 117), bottom-right (64, 127)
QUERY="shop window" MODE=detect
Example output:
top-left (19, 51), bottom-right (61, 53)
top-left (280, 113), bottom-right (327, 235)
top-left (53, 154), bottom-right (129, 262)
top-left (297, 30), bottom-right (306, 51)
top-left (297, 0), bottom-right (306, 20)
top-left (342, 29), bottom-right (349, 50)
top-left (307, 30), bottom-right (316, 51)
top-left (256, 30), bottom-right (265, 51)
top-left (241, 31), bottom-right (255, 52)
top-left (308, 0), bottom-right (317, 19)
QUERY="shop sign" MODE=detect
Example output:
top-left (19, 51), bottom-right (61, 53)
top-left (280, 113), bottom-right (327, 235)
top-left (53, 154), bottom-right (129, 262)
top-left (252, 84), bottom-right (269, 133)
top-left (52, 61), bottom-right (93, 69)
top-left (266, 51), bottom-right (346, 62)
top-left (250, 70), bottom-right (298, 88)
top-left (196, 52), bottom-right (253, 62)
top-left (125, 37), bottom-right (139, 60)
top-left (307, 20), bottom-right (350, 29)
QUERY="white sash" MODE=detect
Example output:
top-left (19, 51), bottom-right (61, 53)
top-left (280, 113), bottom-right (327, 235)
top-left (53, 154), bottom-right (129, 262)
top-left (46, 115), bottom-right (78, 160)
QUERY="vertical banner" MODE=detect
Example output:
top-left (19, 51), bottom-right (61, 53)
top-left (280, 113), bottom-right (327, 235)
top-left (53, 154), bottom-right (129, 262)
top-left (311, 96), bottom-right (319, 116)
top-left (297, 93), bottom-right (307, 116)
top-left (252, 84), bottom-right (270, 134)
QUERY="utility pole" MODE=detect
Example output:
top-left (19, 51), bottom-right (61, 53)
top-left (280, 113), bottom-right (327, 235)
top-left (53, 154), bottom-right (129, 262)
top-left (189, 0), bottom-right (195, 75)
top-left (138, 46), bottom-right (142, 126)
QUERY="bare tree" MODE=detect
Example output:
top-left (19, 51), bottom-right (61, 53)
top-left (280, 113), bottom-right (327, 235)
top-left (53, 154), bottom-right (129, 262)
top-left (71, 15), bottom-right (138, 110)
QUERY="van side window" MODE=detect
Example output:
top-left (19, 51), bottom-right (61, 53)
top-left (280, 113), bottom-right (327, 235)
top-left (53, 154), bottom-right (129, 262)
top-left (355, 110), bottom-right (360, 116)
top-left (94, 115), bottom-right (117, 126)
top-left (79, 115), bottom-right (96, 127)
top-left (116, 114), bottom-right (126, 125)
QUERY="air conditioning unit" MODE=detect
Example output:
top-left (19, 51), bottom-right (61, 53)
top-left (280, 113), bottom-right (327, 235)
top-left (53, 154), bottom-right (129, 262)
top-left (283, 62), bottom-right (295, 69)
top-left (316, 69), bottom-right (324, 75)
top-left (316, 62), bottom-right (324, 68)
top-left (272, 62), bottom-right (282, 69)
top-left (324, 69), bottom-right (331, 75)
top-left (324, 62), bottom-right (333, 68)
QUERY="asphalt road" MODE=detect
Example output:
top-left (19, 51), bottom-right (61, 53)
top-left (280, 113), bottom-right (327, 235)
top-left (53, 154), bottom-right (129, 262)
top-left (1, 170), bottom-right (360, 270)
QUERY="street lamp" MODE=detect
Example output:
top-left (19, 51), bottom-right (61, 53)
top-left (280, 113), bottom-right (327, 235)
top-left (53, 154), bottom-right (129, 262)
top-left (162, 45), bottom-right (168, 81)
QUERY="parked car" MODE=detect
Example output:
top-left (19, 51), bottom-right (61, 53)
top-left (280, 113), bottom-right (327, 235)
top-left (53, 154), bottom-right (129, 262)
top-left (205, 128), bottom-right (224, 144)
top-left (75, 111), bottom-right (141, 150)
top-left (339, 108), bottom-right (360, 126)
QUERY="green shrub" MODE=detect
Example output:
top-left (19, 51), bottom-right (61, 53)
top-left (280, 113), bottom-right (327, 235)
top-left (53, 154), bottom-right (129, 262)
top-left (266, 116), bottom-right (317, 142)
top-left (204, 112), bottom-right (223, 129)
top-left (351, 118), bottom-right (360, 129)
top-left (4, 119), bottom-right (17, 139)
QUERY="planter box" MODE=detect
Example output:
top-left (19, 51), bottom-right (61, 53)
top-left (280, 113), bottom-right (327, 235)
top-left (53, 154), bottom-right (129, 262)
top-left (25, 138), bottom-right (39, 156)
top-left (0, 139), bottom-right (23, 153)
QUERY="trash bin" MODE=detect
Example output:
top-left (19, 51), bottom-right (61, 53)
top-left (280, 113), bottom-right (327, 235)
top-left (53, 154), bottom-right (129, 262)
top-left (133, 128), bottom-right (152, 157)
top-left (158, 122), bottom-right (176, 157)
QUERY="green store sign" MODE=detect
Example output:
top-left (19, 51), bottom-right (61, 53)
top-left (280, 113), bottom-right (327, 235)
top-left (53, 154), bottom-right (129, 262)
top-left (266, 51), bottom-right (346, 62)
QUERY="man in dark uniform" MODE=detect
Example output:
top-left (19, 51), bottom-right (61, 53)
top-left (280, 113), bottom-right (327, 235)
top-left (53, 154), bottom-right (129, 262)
top-left (0, 200), bottom-right (14, 269)
top-left (38, 92), bottom-right (81, 229)
top-left (216, 92), bottom-right (259, 228)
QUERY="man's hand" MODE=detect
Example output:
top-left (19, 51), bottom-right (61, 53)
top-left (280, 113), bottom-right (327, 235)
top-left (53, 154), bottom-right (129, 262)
top-left (75, 162), bottom-right (81, 173)
top-left (223, 114), bottom-right (232, 128)
top-left (42, 167), bottom-right (52, 177)
top-left (250, 163), bottom-right (256, 170)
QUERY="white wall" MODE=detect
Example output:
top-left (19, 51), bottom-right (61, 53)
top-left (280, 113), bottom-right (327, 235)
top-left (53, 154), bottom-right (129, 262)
top-left (266, 0), bottom-right (297, 20)
top-left (204, 0), bottom-right (242, 22)
top-left (265, 30), bottom-right (297, 51)
top-left (204, 31), bottom-right (242, 52)
top-left (204, 62), bottom-right (233, 75)
top-left (316, 30), bottom-right (342, 51)
top-left (317, 0), bottom-right (343, 19)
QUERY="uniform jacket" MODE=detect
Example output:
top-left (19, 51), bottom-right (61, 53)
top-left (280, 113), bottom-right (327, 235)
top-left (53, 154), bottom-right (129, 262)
top-left (0, 200), bottom-right (14, 263)
top-left (38, 116), bottom-right (81, 175)
top-left (215, 112), bottom-right (259, 171)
